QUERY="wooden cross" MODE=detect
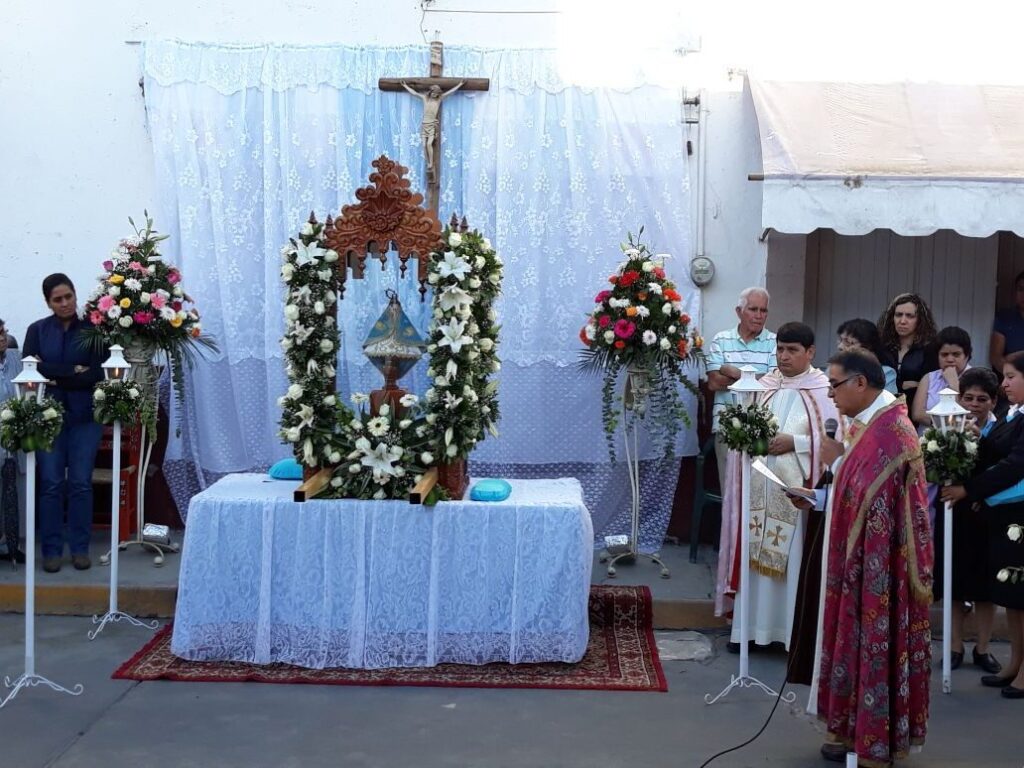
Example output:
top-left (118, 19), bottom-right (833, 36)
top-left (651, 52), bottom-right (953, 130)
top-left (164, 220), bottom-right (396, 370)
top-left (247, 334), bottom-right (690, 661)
top-left (379, 41), bottom-right (489, 215)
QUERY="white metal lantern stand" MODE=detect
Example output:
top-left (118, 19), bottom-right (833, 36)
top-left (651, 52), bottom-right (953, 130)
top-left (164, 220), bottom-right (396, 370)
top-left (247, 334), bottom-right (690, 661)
top-left (0, 357), bottom-right (83, 708)
top-left (89, 346), bottom-right (158, 640)
top-left (706, 366), bottom-right (795, 704)
top-left (927, 387), bottom-right (970, 695)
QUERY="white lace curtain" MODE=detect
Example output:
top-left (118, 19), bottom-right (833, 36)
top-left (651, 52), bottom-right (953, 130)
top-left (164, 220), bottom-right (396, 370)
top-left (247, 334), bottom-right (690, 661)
top-left (144, 41), bottom-right (697, 548)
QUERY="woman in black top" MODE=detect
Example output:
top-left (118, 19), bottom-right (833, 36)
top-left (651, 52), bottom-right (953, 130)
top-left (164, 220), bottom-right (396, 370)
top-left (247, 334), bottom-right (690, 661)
top-left (877, 292), bottom-right (938, 398)
top-left (942, 352), bottom-right (1024, 697)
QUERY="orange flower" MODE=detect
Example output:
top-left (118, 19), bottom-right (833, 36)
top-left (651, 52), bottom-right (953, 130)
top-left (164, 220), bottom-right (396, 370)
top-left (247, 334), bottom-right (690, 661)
top-left (614, 340), bottom-right (626, 349)
top-left (191, 327), bottom-right (202, 338)
top-left (579, 327), bottom-right (591, 346)
top-left (638, 292), bottom-right (648, 301)
top-left (694, 335), bottom-right (704, 349)
top-left (608, 275), bottom-right (619, 285)
top-left (625, 307), bottom-right (638, 317)
top-left (677, 338), bottom-right (689, 356)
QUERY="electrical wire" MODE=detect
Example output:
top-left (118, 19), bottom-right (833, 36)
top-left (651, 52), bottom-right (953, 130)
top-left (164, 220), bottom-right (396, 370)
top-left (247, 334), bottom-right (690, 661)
top-left (697, 481), bottom-right (831, 768)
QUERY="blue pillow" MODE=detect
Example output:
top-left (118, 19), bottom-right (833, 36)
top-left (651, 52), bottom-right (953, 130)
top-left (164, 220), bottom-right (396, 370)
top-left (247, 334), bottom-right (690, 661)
top-left (269, 457), bottom-right (304, 480)
top-left (470, 478), bottom-right (512, 502)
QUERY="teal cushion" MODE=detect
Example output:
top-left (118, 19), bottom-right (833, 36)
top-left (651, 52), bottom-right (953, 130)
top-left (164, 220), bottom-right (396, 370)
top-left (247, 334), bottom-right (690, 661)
top-left (470, 478), bottom-right (512, 502)
top-left (269, 457), bottom-right (304, 480)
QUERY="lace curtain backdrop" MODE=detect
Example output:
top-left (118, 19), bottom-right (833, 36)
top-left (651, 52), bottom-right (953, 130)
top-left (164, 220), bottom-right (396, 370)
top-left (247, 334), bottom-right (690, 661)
top-left (143, 40), bottom-right (698, 550)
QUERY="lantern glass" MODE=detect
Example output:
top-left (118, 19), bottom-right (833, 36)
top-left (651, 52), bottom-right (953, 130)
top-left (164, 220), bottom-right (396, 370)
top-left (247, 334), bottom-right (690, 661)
top-left (102, 345), bottom-right (131, 381)
top-left (12, 356), bottom-right (48, 402)
top-left (728, 365), bottom-right (765, 407)
top-left (927, 388), bottom-right (970, 435)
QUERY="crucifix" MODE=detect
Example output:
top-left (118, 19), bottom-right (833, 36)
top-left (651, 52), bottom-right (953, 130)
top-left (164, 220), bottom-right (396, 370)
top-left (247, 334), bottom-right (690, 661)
top-left (379, 40), bottom-right (489, 215)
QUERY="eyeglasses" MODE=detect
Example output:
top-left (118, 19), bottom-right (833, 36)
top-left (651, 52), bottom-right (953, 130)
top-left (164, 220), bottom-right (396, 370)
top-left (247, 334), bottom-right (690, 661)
top-left (827, 375), bottom-right (860, 392)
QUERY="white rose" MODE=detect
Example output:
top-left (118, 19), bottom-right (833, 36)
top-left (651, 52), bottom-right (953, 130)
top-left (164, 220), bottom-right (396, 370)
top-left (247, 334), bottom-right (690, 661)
top-left (287, 384), bottom-right (304, 399)
top-left (731, 417), bottom-right (742, 429)
top-left (475, 256), bottom-right (485, 269)
top-left (482, 238), bottom-right (492, 251)
top-left (320, 339), bottom-right (334, 353)
top-left (285, 426), bottom-right (301, 442)
top-left (997, 568), bottom-right (1011, 583)
top-left (399, 419), bottom-right (412, 429)
top-left (329, 451), bottom-right (342, 463)
top-left (449, 232), bottom-right (462, 247)
top-left (301, 222), bottom-right (315, 236)
top-left (446, 444), bottom-right (458, 457)
top-left (488, 273), bottom-right (500, 285)
top-left (128, 388), bottom-right (140, 398)
top-left (435, 376), bottom-right (448, 387)
top-left (108, 286), bottom-right (121, 297)
top-left (604, 331), bottom-right (615, 344)
top-left (491, 361), bottom-right (501, 372)
top-left (0, 409), bottom-right (13, 421)
top-left (173, 286), bottom-right (183, 297)
top-left (965, 440), bottom-right (978, 455)
top-left (379, 404), bottom-right (390, 417)
top-left (314, 301), bottom-right (325, 315)
top-left (433, 308), bottom-right (444, 320)
top-left (469, 277), bottom-right (482, 289)
top-left (488, 309), bottom-right (497, 322)
top-left (284, 305), bottom-right (300, 321)
top-left (280, 338), bottom-right (293, 351)
top-left (421, 452), bottom-right (434, 465)
top-left (926, 440), bottom-right (940, 453)
top-left (280, 264), bottom-right (295, 282)
top-left (373, 489), bottom-right (387, 500)
top-left (322, 395), bottom-right (336, 406)
top-left (659, 338), bottom-right (671, 350)
top-left (662, 302), bottom-right (673, 315)
top-left (147, 265), bottom-right (157, 275)
top-left (426, 413), bottom-right (438, 425)
top-left (399, 393), bottom-right (418, 407)
top-left (139, 292), bottom-right (152, 305)
top-left (467, 350), bottom-right (479, 360)
top-left (119, 316), bottom-right (133, 328)
top-left (349, 463), bottom-right (361, 474)
top-left (668, 325), bottom-right (677, 334)
top-left (641, 261), bottom-right (655, 273)
top-left (1008, 524), bottom-right (1023, 542)
top-left (428, 273), bottom-right (440, 285)
top-left (323, 250), bottom-right (338, 263)
top-left (330, 477), bottom-right (343, 488)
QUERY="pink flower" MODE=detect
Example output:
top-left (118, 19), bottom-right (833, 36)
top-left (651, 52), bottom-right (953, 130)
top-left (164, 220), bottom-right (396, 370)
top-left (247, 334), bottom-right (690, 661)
top-left (97, 295), bottom-right (115, 312)
top-left (89, 311), bottom-right (105, 326)
top-left (133, 311), bottom-right (154, 325)
top-left (102, 260), bottom-right (114, 271)
top-left (129, 261), bottom-right (145, 272)
top-left (594, 290), bottom-right (611, 304)
top-left (597, 315), bottom-right (611, 328)
top-left (614, 319), bottom-right (636, 339)
top-left (150, 294), bottom-right (167, 309)
top-left (167, 270), bottom-right (181, 285)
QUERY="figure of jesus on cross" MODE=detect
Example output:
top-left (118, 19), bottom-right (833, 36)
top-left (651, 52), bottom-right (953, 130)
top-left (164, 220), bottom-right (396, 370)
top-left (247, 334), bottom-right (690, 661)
top-left (379, 41), bottom-right (489, 214)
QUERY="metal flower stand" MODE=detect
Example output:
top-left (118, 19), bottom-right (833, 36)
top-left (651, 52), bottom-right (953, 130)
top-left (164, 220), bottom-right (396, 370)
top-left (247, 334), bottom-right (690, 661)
top-left (705, 366), bottom-right (795, 705)
top-left (601, 367), bottom-right (670, 579)
top-left (1, 358), bottom-right (83, 708)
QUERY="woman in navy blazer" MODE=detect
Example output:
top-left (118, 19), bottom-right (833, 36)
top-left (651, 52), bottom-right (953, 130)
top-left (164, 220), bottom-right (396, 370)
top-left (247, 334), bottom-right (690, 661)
top-left (22, 274), bottom-right (105, 573)
top-left (943, 352), bottom-right (1024, 698)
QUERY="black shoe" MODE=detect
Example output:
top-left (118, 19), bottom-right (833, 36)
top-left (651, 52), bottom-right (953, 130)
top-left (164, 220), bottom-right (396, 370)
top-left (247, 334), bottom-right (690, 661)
top-left (950, 650), bottom-right (964, 670)
top-left (820, 742), bottom-right (847, 763)
top-left (42, 556), bottom-right (62, 573)
top-left (973, 649), bottom-right (1003, 674)
top-left (1001, 685), bottom-right (1024, 699)
top-left (2, 548), bottom-right (25, 564)
top-left (726, 641), bottom-right (740, 654)
top-left (981, 674), bottom-right (1014, 688)
top-left (72, 554), bottom-right (91, 571)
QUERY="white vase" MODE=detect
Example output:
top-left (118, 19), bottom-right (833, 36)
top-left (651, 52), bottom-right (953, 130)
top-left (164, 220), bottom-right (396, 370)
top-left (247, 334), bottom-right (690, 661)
top-left (123, 337), bottom-right (160, 401)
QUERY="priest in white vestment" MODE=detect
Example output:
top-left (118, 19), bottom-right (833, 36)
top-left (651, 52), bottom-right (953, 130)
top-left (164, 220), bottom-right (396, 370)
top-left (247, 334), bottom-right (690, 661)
top-left (714, 322), bottom-right (840, 649)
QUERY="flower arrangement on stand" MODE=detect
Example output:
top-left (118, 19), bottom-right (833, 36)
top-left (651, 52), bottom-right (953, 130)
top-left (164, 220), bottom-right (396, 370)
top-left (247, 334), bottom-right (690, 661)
top-left (579, 230), bottom-right (703, 459)
top-left (718, 402), bottom-right (779, 457)
top-left (920, 426), bottom-right (978, 485)
top-left (277, 214), bottom-right (343, 470)
top-left (82, 212), bottom-right (217, 409)
top-left (93, 380), bottom-right (157, 441)
top-left (324, 393), bottom-right (442, 502)
top-left (422, 224), bottom-right (503, 468)
top-left (0, 398), bottom-right (63, 453)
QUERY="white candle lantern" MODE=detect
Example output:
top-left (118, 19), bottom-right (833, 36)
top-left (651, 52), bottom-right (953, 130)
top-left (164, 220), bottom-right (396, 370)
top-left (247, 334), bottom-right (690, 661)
top-left (927, 387), bottom-right (970, 435)
top-left (102, 345), bottom-right (131, 381)
top-left (12, 356), bottom-right (48, 403)
top-left (729, 364), bottom-right (765, 407)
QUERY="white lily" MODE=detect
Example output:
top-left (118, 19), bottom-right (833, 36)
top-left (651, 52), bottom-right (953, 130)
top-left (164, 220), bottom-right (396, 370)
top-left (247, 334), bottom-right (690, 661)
top-left (294, 239), bottom-right (325, 267)
top-left (437, 252), bottom-right (471, 281)
top-left (437, 318), bottom-right (473, 354)
top-left (446, 359), bottom-right (459, 381)
top-left (444, 391), bottom-right (464, 411)
top-left (296, 404), bottom-right (315, 429)
top-left (361, 442), bottom-right (400, 479)
top-left (438, 284), bottom-right (473, 312)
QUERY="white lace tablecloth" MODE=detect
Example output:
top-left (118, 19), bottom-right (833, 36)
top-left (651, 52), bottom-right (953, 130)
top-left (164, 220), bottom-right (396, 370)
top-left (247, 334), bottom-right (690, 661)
top-left (171, 474), bottom-right (593, 669)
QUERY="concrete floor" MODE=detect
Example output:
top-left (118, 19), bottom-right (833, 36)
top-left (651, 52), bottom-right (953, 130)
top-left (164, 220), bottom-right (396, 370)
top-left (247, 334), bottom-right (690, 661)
top-left (0, 614), bottom-right (1020, 768)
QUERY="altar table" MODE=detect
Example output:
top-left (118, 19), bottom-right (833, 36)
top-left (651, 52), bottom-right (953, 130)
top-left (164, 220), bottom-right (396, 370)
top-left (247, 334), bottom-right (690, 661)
top-left (171, 474), bottom-right (593, 669)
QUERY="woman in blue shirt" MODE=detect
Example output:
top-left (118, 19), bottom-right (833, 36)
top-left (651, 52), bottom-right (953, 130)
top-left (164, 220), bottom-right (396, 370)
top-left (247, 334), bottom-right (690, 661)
top-left (22, 274), bottom-right (105, 573)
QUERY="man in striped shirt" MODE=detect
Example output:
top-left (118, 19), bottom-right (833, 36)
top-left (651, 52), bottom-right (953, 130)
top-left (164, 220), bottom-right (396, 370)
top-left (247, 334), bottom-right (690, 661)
top-left (706, 287), bottom-right (777, 486)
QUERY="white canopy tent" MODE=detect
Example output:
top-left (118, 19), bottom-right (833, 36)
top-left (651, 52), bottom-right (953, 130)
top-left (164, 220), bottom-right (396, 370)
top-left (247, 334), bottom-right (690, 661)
top-left (749, 78), bottom-right (1024, 237)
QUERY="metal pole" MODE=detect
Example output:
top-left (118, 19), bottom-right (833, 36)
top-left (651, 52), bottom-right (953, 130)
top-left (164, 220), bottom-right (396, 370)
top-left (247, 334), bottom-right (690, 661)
top-left (739, 451), bottom-right (750, 679)
top-left (942, 498), bottom-right (953, 694)
top-left (109, 420), bottom-right (121, 615)
top-left (24, 451), bottom-right (35, 678)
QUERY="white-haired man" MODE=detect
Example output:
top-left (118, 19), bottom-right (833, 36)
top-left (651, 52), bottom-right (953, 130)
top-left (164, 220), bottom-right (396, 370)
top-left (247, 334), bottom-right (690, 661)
top-left (705, 287), bottom-right (776, 486)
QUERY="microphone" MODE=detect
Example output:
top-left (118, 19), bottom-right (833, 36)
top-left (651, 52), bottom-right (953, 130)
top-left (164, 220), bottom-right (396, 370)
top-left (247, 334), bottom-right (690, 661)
top-left (817, 418), bottom-right (839, 487)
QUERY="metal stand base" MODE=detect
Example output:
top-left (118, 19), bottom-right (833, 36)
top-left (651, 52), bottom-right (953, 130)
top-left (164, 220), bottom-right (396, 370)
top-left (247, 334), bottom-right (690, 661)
top-left (100, 538), bottom-right (180, 568)
top-left (0, 673), bottom-right (83, 709)
top-left (88, 611), bottom-right (159, 641)
top-left (704, 673), bottom-right (796, 705)
top-left (601, 549), bottom-right (670, 578)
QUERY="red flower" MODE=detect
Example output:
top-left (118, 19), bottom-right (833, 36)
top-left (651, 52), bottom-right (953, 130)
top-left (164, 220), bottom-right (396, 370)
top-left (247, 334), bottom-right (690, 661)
top-left (580, 327), bottom-right (591, 346)
top-left (89, 310), bottom-right (104, 326)
top-left (172, 300), bottom-right (183, 311)
top-left (664, 288), bottom-right (681, 302)
top-left (619, 271), bottom-right (641, 288)
top-left (680, 313), bottom-right (691, 325)
top-left (654, 267), bottom-right (666, 279)
top-left (594, 290), bottom-right (612, 304)
top-left (597, 315), bottom-right (611, 328)
top-left (133, 311), bottom-right (155, 325)
top-left (614, 319), bottom-right (636, 339)
top-left (609, 275), bottom-right (619, 285)
top-left (167, 269), bottom-right (182, 285)
top-left (678, 338), bottom-right (689, 356)
top-left (614, 340), bottom-right (626, 349)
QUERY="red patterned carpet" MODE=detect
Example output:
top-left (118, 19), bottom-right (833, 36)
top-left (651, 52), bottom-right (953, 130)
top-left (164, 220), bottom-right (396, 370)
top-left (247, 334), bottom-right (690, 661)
top-left (114, 585), bottom-right (667, 692)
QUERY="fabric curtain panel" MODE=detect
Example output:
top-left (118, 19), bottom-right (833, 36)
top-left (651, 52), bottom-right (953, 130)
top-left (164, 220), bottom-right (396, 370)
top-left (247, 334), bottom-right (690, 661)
top-left (143, 41), bottom-right (696, 550)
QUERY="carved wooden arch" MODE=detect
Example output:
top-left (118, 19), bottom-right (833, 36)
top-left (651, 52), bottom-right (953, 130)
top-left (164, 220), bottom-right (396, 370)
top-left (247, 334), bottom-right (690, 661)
top-left (323, 155), bottom-right (443, 301)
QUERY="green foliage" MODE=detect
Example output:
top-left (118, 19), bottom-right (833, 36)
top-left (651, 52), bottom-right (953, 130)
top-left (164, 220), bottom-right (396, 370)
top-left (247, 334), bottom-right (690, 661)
top-left (93, 379), bottom-right (157, 440)
top-left (920, 426), bottom-right (978, 484)
top-left (718, 402), bottom-right (779, 456)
